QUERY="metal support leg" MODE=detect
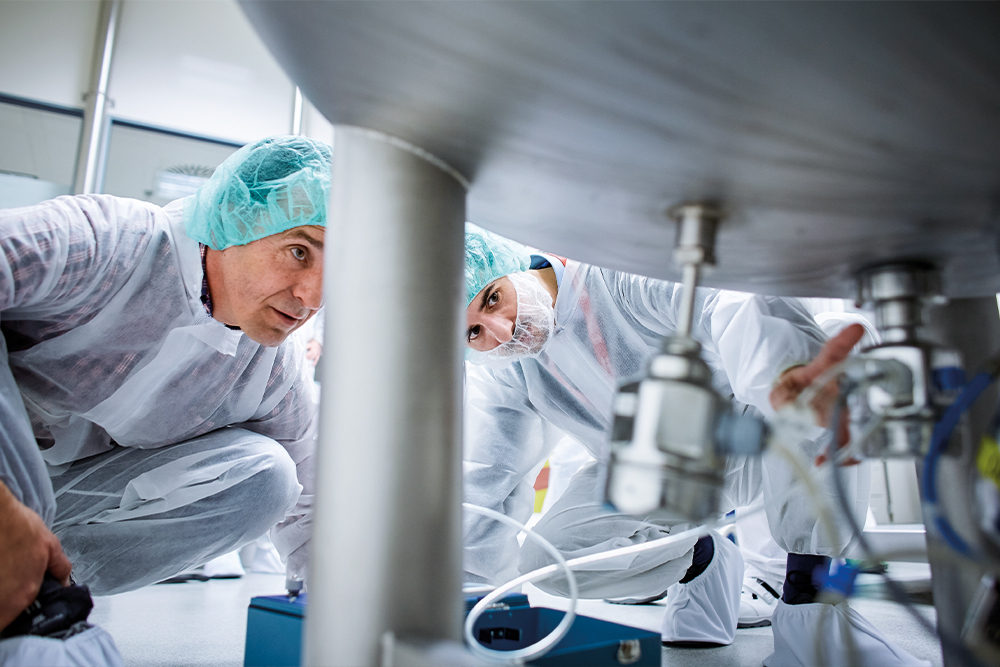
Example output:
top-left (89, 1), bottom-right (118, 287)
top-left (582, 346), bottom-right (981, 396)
top-left (923, 297), bottom-right (1000, 666)
top-left (304, 127), bottom-right (467, 666)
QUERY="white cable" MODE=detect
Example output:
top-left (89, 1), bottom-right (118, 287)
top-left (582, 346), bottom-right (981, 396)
top-left (566, 524), bottom-right (708, 571)
top-left (489, 458), bottom-right (819, 593)
top-left (462, 503), bottom-right (578, 664)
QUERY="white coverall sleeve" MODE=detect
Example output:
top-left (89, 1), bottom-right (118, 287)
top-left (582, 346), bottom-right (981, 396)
top-left (0, 196), bottom-right (135, 317)
top-left (464, 363), bottom-right (554, 585)
top-left (609, 272), bottom-right (826, 417)
top-left (0, 196), bottom-right (140, 523)
top-left (239, 360), bottom-right (319, 579)
top-left (705, 291), bottom-right (827, 418)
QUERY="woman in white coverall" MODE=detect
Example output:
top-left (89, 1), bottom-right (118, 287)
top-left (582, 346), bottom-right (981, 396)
top-left (462, 223), bottom-right (928, 666)
top-left (0, 136), bottom-right (327, 666)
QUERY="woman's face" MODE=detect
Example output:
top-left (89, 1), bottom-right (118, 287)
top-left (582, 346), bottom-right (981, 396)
top-left (465, 276), bottom-right (517, 352)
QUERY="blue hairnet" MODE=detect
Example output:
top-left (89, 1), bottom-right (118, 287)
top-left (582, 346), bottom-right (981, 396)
top-left (465, 223), bottom-right (532, 306)
top-left (184, 135), bottom-right (332, 249)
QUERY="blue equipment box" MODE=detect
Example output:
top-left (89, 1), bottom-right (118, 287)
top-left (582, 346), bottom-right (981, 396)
top-left (468, 598), bottom-right (659, 666)
top-left (245, 592), bottom-right (659, 666)
top-left (245, 593), bottom-right (306, 667)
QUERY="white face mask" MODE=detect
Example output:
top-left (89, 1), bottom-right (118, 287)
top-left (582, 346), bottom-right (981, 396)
top-left (467, 271), bottom-right (556, 369)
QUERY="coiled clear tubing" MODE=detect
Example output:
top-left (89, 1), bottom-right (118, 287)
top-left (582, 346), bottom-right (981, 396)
top-left (463, 503), bottom-right (578, 663)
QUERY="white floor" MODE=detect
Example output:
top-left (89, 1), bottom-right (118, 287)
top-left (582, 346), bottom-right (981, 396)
top-left (90, 565), bottom-right (943, 667)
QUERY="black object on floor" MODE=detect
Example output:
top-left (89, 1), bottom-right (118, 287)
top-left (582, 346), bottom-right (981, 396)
top-left (0, 572), bottom-right (94, 639)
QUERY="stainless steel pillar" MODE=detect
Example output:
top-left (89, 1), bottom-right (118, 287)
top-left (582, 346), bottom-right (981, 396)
top-left (923, 297), bottom-right (1000, 666)
top-left (73, 0), bottom-right (121, 195)
top-left (304, 127), bottom-right (467, 666)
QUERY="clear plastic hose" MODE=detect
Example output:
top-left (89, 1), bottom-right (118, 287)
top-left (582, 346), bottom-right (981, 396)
top-left (462, 503), bottom-right (578, 663)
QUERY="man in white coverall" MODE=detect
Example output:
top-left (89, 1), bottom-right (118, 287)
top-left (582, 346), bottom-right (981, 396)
top-left (462, 223), bottom-right (928, 666)
top-left (0, 136), bottom-right (328, 666)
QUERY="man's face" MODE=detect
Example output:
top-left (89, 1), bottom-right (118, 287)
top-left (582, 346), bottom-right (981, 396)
top-left (465, 276), bottom-right (517, 352)
top-left (208, 225), bottom-right (324, 347)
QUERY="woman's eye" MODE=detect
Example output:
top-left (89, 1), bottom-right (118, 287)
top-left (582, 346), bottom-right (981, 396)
top-left (468, 325), bottom-right (481, 341)
top-left (487, 291), bottom-right (499, 307)
top-left (291, 247), bottom-right (307, 260)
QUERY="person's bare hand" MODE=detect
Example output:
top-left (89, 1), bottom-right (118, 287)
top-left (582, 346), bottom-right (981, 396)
top-left (0, 482), bottom-right (72, 629)
top-left (769, 323), bottom-right (866, 464)
top-left (305, 340), bottom-right (322, 366)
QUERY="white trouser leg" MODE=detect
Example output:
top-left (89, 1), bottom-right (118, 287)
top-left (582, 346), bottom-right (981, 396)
top-left (735, 505), bottom-right (787, 585)
top-left (762, 448), bottom-right (872, 557)
top-left (50, 429), bottom-right (300, 596)
top-left (519, 463), bottom-right (698, 600)
top-left (0, 335), bottom-right (56, 523)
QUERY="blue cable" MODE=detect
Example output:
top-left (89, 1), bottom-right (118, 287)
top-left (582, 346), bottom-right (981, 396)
top-left (922, 371), bottom-right (995, 555)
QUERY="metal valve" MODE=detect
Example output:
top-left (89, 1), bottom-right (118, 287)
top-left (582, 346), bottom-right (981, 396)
top-left (852, 262), bottom-right (963, 457)
top-left (603, 203), bottom-right (769, 522)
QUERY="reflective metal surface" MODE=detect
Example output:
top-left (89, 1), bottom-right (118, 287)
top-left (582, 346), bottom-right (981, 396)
top-left (304, 127), bottom-right (466, 666)
top-left (854, 264), bottom-right (950, 457)
top-left (240, 0), bottom-right (1000, 298)
top-left (237, 4), bottom-right (1000, 664)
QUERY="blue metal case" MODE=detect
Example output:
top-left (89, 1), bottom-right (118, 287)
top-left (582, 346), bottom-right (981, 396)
top-left (244, 593), bottom-right (658, 666)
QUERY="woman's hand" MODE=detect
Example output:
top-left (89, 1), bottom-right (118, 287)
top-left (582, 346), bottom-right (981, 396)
top-left (770, 323), bottom-right (866, 464)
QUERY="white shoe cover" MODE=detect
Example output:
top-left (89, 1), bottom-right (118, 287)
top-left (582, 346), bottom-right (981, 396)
top-left (0, 625), bottom-right (124, 667)
top-left (765, 600), bottom-right (932, 667)
top-left (240, 534), bottom-right (286, 574)
top-left (202, 550), bottom-right (245, 578)
top-left (661, 532), bottom-right (743, 646)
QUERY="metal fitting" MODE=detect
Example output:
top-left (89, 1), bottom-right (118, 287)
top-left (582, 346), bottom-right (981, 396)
top-left (856, 262), bottom-right (942, 345)
top-left (670, 202), bottom-right (722, 268)
top-left (605, 202), bottom-right (767, 522)
top-left (853, 262), bottom-right (957, 457)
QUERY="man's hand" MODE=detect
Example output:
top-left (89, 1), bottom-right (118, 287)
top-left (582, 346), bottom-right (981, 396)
top-left (769, 323), bottom-right (866, 463)
top-left (305, 340), bottom-right (322, 366)
top-left (0, 481), bottom-right (72, 630)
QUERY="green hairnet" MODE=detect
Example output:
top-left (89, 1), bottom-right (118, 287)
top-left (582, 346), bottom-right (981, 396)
top-left (184, 135), bottom-right (332, 249)
top-left (465, 223), bottom-right (532, 306)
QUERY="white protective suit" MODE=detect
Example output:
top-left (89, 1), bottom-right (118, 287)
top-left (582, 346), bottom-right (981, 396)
top-left (0, 195), bottom-right (318, 597)
top-left (0, 626), bottom-right (124, 667)
top-left (737, 311), bottom-right (882, 591)
top-left (464, 258), bottom-right (871, 600)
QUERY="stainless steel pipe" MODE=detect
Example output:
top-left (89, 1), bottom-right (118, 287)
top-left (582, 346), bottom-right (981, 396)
top-left (304, 127), bottom-right (467, 666)
top-left (73, 0), bottom-right (121, 195)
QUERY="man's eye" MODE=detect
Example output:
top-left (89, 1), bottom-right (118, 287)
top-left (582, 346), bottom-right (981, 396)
top-left (468, 325), bottom-right (481, 342)
top-left (487, 291), bottom-right (499, 307)
top-left (291, 247), bottom-right (307, 260)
